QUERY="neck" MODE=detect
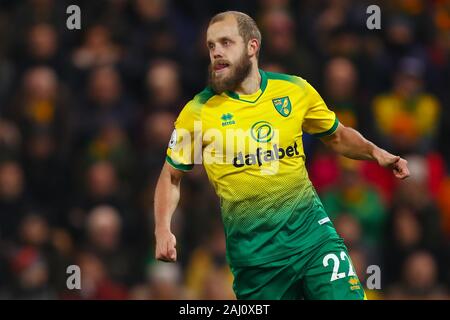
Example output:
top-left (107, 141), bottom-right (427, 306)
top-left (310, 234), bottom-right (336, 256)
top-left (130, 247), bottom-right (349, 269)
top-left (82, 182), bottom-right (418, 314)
top-left (234, 63), bottom-right (260, 95)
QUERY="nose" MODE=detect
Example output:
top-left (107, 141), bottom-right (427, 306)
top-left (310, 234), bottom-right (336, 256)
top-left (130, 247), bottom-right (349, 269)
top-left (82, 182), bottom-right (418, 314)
top-left (212, 46), bottom-right (223, 59)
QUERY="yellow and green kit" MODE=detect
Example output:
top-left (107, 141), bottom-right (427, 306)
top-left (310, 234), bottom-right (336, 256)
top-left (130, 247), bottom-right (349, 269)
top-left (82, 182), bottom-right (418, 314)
top-left (166, 69), bottom-right (366, 300)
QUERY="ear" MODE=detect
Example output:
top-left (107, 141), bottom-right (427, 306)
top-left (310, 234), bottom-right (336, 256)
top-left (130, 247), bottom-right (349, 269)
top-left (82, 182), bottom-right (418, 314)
top-left (247, 39), bottom-right (259, 57)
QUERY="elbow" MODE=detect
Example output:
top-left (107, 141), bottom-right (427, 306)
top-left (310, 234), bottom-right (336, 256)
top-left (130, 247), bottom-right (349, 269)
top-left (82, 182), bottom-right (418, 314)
top-left (324, 133), bottom-right (342, 151)
top-left (330, 134), bottom-right (342, 149)
top-left (163, 162), bottom-right (184, 185)
top-left (322, 124), bottom-right (346, 152)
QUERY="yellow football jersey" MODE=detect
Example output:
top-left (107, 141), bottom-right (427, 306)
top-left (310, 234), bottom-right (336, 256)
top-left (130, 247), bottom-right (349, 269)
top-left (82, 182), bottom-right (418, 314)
top-left (167, 69), bottom-right (340, 266)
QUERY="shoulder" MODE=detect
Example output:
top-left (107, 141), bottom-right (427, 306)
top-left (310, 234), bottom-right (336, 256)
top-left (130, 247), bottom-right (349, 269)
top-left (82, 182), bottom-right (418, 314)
top-left (192, 86), bottom-right (216, 105)
top-left (264, 70), bottom-right (307, 89)
top-left (179, 86), bottom-right (217, 119)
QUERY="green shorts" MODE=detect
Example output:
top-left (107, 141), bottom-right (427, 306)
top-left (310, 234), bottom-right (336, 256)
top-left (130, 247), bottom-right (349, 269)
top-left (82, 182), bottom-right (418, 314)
top-left (231, 238), bottom-right (366, 300)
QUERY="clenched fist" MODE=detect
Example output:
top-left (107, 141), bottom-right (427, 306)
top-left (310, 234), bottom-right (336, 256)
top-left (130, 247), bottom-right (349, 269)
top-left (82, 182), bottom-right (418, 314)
top-left (375, 149), bottom-right (410, 180)
top-left (155, 229), bottom-right (177, 262)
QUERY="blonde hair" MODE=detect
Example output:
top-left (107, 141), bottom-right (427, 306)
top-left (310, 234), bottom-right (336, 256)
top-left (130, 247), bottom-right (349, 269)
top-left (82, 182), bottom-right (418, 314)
top-left (209, 11), bottom-right (262, 57)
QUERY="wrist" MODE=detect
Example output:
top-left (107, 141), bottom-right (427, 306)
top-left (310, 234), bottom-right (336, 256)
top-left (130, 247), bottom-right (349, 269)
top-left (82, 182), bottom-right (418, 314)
top-left (155, 225), bottom-right (171, 235)
top-left (370, 144), bottom-right (380, 162)
top-left (370, 146), bottom-right (383, 163)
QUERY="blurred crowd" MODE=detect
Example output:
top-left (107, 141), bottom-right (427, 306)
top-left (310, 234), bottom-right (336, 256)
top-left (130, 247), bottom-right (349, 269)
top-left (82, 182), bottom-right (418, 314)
top-left (0, 0), bottom-right (449, 300)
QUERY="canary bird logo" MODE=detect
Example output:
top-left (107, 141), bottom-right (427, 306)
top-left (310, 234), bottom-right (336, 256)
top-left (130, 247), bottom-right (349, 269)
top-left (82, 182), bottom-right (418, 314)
top-left (272, 97), bottom-right (292, 117)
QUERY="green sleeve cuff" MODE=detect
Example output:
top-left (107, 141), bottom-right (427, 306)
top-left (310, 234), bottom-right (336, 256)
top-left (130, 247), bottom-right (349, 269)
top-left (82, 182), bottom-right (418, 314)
top-left (312, 117), bottom-right (339, 138)
top-left (166, 155), bottom-right (194, 171)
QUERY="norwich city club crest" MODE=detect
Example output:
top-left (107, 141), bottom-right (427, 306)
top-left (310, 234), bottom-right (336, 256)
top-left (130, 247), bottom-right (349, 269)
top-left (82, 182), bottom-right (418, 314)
top-left (272, 96), bottom-right (292, 117)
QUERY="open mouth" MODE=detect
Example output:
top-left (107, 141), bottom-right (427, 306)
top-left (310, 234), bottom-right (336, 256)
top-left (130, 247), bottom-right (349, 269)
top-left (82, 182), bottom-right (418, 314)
top-left (214, 62), bottom-right (230, 72)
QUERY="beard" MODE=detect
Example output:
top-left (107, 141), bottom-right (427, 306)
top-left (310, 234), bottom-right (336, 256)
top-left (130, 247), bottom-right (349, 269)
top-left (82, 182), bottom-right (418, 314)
top-left (208, 51), bottom-right (252, 94)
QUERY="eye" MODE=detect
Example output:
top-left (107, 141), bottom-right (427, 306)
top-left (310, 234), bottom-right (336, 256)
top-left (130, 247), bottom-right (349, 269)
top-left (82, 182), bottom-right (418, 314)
top-left (223, 40), bottom-right (231, 47)
top-left (208, 43), bottom-right (215, 50)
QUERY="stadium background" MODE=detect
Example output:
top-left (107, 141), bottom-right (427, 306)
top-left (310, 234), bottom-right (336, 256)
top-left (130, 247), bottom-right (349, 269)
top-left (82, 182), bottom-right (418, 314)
top-left (0, 0), bottom-right (449, 299)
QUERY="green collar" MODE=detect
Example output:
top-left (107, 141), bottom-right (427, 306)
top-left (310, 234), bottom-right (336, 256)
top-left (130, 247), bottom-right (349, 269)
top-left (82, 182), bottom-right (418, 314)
top-left (225, 69), bottom-right (268, 103)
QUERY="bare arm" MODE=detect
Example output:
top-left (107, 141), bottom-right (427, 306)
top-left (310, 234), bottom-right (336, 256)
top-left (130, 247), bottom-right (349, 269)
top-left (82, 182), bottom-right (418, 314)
top-left (320, 123), bottom-right (410, 179)
top-left (154, 162), bottom-right (185, 262)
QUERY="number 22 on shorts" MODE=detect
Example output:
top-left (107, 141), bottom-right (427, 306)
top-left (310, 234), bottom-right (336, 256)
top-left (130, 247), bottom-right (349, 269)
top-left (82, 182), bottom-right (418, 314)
top-left (322, 251), bottom-right (356, 282)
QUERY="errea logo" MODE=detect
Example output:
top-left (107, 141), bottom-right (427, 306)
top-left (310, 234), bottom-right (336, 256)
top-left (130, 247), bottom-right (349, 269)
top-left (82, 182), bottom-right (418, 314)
top-left (221, 113), bottom-right (236, 126)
